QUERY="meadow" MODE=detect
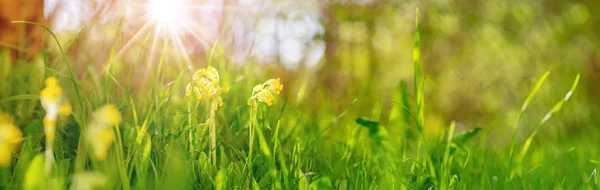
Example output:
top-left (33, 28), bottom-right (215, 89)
top-left (1, 0), bottom-right (600, 189)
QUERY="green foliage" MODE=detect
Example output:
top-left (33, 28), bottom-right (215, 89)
top-left (452, 128), bottom-right (481, 145)
top-left (24, 154), bottom-right (46, 190)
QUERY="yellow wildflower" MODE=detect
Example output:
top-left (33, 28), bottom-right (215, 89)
top-left (0, 112), bottom-right (22, 167)
top-left (40, 77), bottom-right (71, 135)
top-left (40, 77), bottom-right (71, 117)
top-left (88, 127), bottom-right (114, 161)
top-left (186, 66), bottom-right (229, 110)
top-left (40, 77), bottom-right (63, 101)
top-left (40, 77), bottom-right (71, 174)
top-left (59, 104), bottom-right (73, 116)
top-left (0, 124), bottom-right (23, 150)
top-left (92, 104), bottom-right (123, 126)
top-left (87, 104), bottom-right (122, 160)
top-left (248, 78), bottom-right (284, 109)
top-left (0, 142), bottom-right (10, 167)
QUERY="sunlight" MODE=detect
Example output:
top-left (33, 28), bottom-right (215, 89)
top-left (109, 0), bottom-right (254, 71)
top-left (147, 0), bottom-right (185, 27)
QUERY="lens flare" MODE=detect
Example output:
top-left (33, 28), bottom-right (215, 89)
top-left (107, 0), bottom-right (254, 71)
top-left (147, 0), bottom-right (182, 23)
top-left (146, 0), bottom-right (187, 35)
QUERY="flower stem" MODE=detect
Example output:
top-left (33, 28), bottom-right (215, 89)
top-left (45, 131), bottom-right (53, 176)
top-left (44, 121), bottom-right (55, 177)
top-left (188, 96), bottom-right (194, 156)
top-left (248, 108), bottom-right (255, 174)
top-left (210, 100), bottom-right (217, 166)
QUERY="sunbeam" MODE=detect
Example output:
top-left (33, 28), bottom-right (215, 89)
top-left (104, 0), bottom-right (253, 73)
top-left (114, 21), bottom-right (153, 59)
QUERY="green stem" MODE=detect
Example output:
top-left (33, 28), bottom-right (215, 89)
top-left (210, 100), bottom-right (217, 166)
top-left (188, 96), bottom-right (194, 156)
top-left (248, 107), bottom-right (255, 176)
top-left (44, 124), bottom-right (54, 177)
top-left (114, 125), bottom-right (131, 190)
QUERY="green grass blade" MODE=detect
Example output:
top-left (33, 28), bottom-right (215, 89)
top-left (0, 95), bottom-right (40, 104)
top-left (514, 74), bottom-right (580, 178)
top-left (413, 8), bottom-right (421, 94)
top-left (521, 71), bottom-right (551, 112)
top-left (508, 71), bottom-right (550, 177)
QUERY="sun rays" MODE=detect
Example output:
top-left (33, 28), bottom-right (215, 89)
top-left (109, 0), bottom-right (236, 73)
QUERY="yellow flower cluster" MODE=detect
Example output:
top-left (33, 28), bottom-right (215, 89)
top-left (40, 77), bottom-right (72, 141)
top-left (248, 78), bottom-right (284, 109)
top-left (185, 66), bottom-right (229, 110)
top-left (86, 104), bottom-right (122, 160)
top-left (0, 112), bottom-right (23, 167)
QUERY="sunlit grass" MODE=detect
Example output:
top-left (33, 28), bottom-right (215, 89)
top-left (0, 7), bottom-right (597, 190)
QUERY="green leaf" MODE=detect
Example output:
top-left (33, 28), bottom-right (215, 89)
top-left (452, 128), bottom-right (482, 144)
top-left (310, 175), bottom-right (333, 190)
top-left (521, 71), bottom-right (551, 112)
top-left (389, 80), bottom-right (412, 125)
top-left (24, 154), bottom-right (46, 190)
top-left (399, 81), bottom-right (412, 124)
top-left (255, 125), bottom-right (272, 157)
top-left (24, 119), bottom-right (44, 139)
top-left (215, 168), bottom-right (227, 190)
top-left (373, 127), bottom-right (390, 141)
top-left (356, 117), bottom-right (390, 141)
top-left (0, 95), bottom-right (40, 105)
top-left (413, 9), bottom-right (421, 94)
top-left (356, 117), bottom-right (380, 133)
top-left (0, 50), bottom-right (11, 95)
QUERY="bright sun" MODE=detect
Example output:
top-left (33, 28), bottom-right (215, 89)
top-left (147, 0), bottom-right (186, 26)
top-left (116, 0), bottom-right (234, 70)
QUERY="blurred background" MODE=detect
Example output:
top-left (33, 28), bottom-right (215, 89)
top-left (1, 0), bottom-right (599, 146)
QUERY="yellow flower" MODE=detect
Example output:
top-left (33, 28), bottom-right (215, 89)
top-left (40, 77), bottom-right (63, 102)
top-left (0, 112), bottom-right (22, 167)
top-left (186, 66), bottom-right (229, 110)
top-left (88, 127), bottom-right (114, 161)
top-left (40, 77), bottom-right (70, 172)
top-left (0, 124), bottom-right (23, 150)
top-left (263, 78), bottom-right (284, 95)
top-left (87, 104), bottom-right (122, 160)
top-left (248, 78), bottom-right (284, 109)
top-left (59, 104), bottom-right (72, 117)
top-left (40, 77), bottom-right (71, 122)
top-left (0, 141), bottom-right (11, 167)
top-left (257, 90), bottom-right (275, 106)
top-left (92, 104), bottom-right (122, 126)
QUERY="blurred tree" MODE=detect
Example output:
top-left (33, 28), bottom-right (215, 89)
top-left (0, 0), bottom-right (46, 60)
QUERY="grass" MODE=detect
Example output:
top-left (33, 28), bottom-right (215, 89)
top-left (0, 9), bottom-right (597, 190)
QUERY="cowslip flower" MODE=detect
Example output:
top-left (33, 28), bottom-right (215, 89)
top-left (185, 66), bottom-right (229, 110)
top-left (0, 112), bottom-right (22, 167)
top-left (40, 77), bottom-right (71, 174)
top-left (248, 78), bottom-right (284, 109)
top-left (246, 78), bottom-right (283, 165)
top-left (185, 66), bottom-right (229, 165)
top-left (40, 77), bottom-right (72, 140)
top-left (87, 104), bottom-right (122, 160)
